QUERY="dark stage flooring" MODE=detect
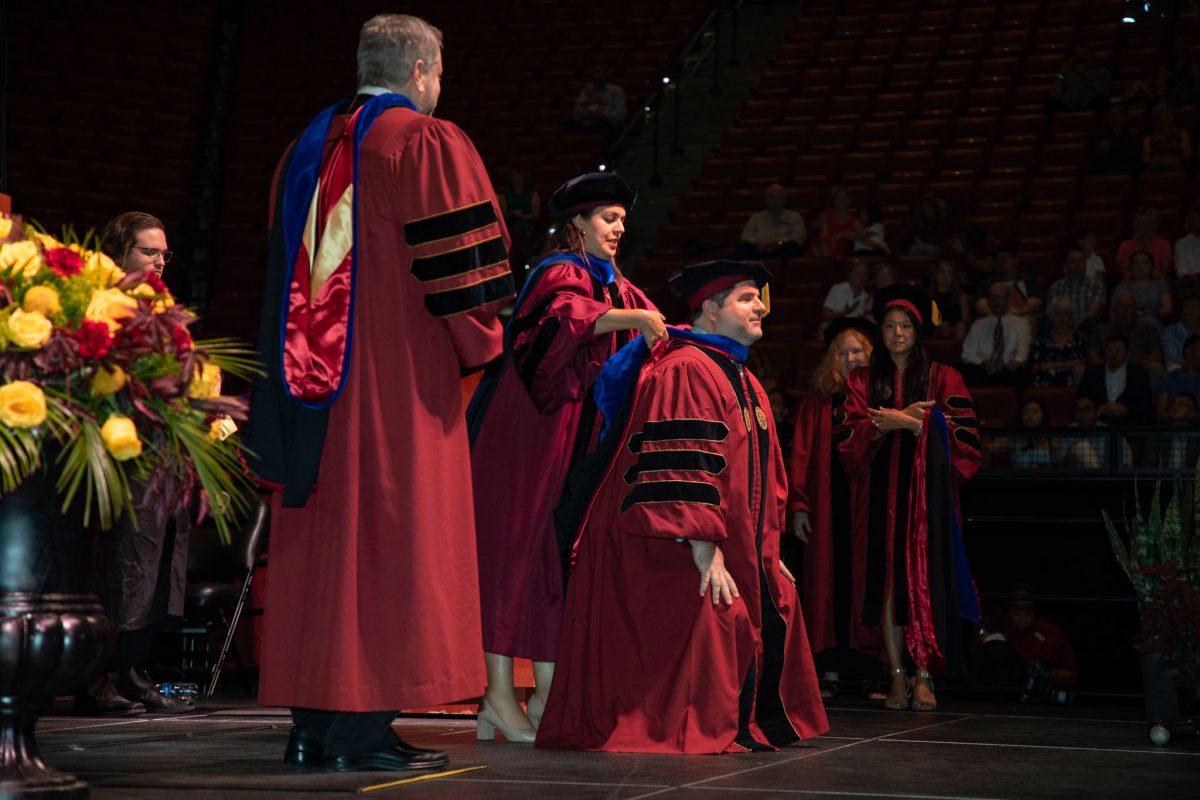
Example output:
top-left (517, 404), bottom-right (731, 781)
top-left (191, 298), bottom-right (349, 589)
top-left (34, 697), bottom-right (1198, 799)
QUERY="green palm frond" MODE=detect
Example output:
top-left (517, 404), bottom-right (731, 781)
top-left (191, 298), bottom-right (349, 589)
top-left (54, 418), bottom-right (133, 530)
top-left (194, 338), bottom-right (264, 380)
top-left (0, 425), bottom-right (41, 493)
top-left (164, 409), bottom-right (255, 544)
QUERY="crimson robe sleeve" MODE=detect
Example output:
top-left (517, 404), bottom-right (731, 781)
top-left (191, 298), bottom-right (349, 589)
top-left (788, 393), bottom-right (824, 514)
top-left (388, 120), bottom-right (515, 370)
top-left (932, 364), bottom-right (982, 484)
top-left (615, 357), bottom-right (732, 543)
top-left (509, 265), bottom-right (627, 414)
top-left (835, 368), bottom-right (882, 481)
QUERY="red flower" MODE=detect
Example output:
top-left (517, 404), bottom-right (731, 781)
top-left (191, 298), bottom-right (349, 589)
top-left (74, 319), bottom-right (113, 359)
top-left (145, 273), bottom-right (168, 294)
top-left (172, 325), bottom-right (193, 354)
top-left (44, 247), bottom-right (84, 277)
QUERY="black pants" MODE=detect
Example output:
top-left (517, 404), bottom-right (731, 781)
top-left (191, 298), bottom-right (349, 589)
top-left (291, 708), bottom-right (398, 756)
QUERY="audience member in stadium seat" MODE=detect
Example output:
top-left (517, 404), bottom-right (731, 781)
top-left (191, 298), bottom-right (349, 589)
top-left (1144, 393), bottom-right (1200, 469)
top-left (1155, 335), bottom-right (1200, 420)
top-left (1057, 395), bottom-right (1132, 469)
top-left (1046, 46), bottom-right (1111, 114)
top-left (974, 246), bottom-right (1044, 324)
top-left (1088, 291), bottom-right (1164, 383)
top-left (870, 260), bottom-right (896, 298)
top-left (1085, 102), bottom-right (1142, 175)
top-left (1048, 248), bottom-right (1105, 331)
top-left (1077, 229), bottom-right (1107, 286)
top-left (1174, 207), bottom-right (1200, 282)
top-left (568, 65), bottom-right (626, 142)
top-left (1142, 103), bottom-right (1192, 172)
top-left (1010, 400), bottom-right (1054, 470)
top-left (813, 185), bottom-right (869, 260)
top-left (1030, 296), bottom-right (1088, 388)
top-left (1078, 334), bottom-right (1154, 425)
top-left (854, 202), bottom-right (890, 255)
top-left (902, 193), bottom-right (959, 257)
top-left (925, 259), bottom-right (969, 340)
top-left (1163, 290), bottom-right (1200, 369)
top-left (1114, 251), bottom-right (1172, 330)
top-left (735, 183), bottom-right (806, 263)
top-left (821, 258), bottom-right (872, 333)
top-left (1156, 37), bottom-right (1200, 107)
top-left (500, 167), bottom-right (542, 265)
top-left (962, 225), bottom-right (994, 290)
top-left (1116, 207), bottom-right (1174, 276)
top-left (961, 279), bottom-right (1032, 388)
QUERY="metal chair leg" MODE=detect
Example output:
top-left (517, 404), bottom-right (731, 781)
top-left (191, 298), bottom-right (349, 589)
top-left (206, 570), bottom-right (255, 698)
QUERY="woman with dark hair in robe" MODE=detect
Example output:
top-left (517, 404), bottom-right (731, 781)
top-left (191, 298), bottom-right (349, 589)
top-left (836, 284), bottom-right (982, 712)
top-left (469, 173), bottom-right (666, 742)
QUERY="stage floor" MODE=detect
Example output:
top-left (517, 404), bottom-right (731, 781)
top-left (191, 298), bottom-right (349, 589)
top-left (35, 699), bottom-right (1197, 799)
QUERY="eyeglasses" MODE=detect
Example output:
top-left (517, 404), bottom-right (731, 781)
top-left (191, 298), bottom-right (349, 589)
top-left (133, 246), bottom-right (173, 263)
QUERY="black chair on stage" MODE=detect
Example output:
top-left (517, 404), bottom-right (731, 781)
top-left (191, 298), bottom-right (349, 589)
top-left (182, 495), bottom-right (269, 698)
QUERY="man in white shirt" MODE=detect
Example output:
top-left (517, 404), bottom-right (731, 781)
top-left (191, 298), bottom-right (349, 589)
top-left (735, 183), bottom-right (806, 262)
top-left (821, 258), bottom-right (871, 323)
top-left (960, 279), bottom-right (1032, 387)
top-left (1174, 207), bottom-right (1200, 281)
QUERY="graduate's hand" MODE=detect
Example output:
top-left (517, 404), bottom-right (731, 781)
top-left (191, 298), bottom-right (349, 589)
top-left (639, 309), bottom-right (669, 347)
top-left (779, 560), bottom-right (796, 586)
top-left (691, 540), bottom-right (739, 606)
top-left (792, 511), bottom-right (811, 543)
top-left (869, 406), bottom-right (923, 434)
top-left (901, 400), bottom-right (936, 421)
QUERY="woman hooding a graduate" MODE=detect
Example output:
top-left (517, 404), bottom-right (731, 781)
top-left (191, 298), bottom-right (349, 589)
top-left (835, 284), bottom-right (982, 712)
top-left (468, 173), bottom-right (666, 742)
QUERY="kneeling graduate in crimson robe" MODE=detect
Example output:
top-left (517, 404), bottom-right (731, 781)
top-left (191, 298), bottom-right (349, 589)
top-left (537, 260), bottom-right (829, 754)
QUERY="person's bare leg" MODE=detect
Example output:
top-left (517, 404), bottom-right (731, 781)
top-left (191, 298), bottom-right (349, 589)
top-left (882, 596), bottom-right (909, 709)
top-left (480, 652), bottom-right (535, 737)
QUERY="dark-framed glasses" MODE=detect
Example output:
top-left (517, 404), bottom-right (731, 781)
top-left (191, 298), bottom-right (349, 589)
top-left (134, 246), bottom-right (173, 263)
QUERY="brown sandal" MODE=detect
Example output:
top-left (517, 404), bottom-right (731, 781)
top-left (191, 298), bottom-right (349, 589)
top-left (911, 669), bottom-right (937, 711)
top-left (884, 666), bottom-right (911, 710)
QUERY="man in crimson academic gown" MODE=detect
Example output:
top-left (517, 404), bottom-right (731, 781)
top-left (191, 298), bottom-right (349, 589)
top-left (243, 14), bottom-right (514, 772)
top-left (537, 261), bottom-right (829, 754)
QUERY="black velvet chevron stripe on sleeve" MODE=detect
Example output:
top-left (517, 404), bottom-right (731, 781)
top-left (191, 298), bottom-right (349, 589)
top-left (620, 480), bottom-right (721, 511)
top-left (626, 419), bottom-right (729, 452)
top-left (404, 200), bottom-right (498, 247)
top-left (424, 271), bottom-right (516, 317)
top-left (411, 237), bottom-right (508, 282)
top-left (623, 449), bottom-right (727, 484)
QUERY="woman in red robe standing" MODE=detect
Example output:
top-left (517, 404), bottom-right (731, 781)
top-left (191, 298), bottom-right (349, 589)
top-left (787, 317), bottom-right (881, 699)
top-left (468, 173), bottom-right (666, 742)
top-left (836, 284), bottom-right (982, 712)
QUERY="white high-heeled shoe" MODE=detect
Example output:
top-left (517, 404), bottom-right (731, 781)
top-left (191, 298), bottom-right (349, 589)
top-left (476, 699), bottom-right (536, 743)
top-left (525, 694), bottom-right (546, 727)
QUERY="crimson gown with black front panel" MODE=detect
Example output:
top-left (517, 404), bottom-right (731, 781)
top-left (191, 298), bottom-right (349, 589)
top-left (471, 261), bottom-right (654, 661)
top-left (836, 363), bottom-right (982, 677)
top-left (536, 337), bottom-right (828, 753)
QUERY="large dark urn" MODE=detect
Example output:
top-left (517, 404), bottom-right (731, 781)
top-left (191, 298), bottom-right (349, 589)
top-left (0, 470), bottom-right (113, 799)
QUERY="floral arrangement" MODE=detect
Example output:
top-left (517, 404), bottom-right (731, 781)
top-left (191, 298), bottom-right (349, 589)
top-left (0, 222), bottom-right (257, 542)
top-left (1103, 464), bottom-right (1200, 687)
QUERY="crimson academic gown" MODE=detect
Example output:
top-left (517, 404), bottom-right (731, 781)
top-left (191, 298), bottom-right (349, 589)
top-left (787, 392), bottom-right (879, 656)
top-left (470, 260), bottom-right (654, 661)
top-left (252, 104), bottom-right (513, 712)
top-left (836, 363), bottom-right (982, 677)
top-left (537, 335), bottom-right (829, 753)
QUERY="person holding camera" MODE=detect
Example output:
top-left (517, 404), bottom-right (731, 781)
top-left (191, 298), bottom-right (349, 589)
top-left (1000, 586), bottom-right (1079, 691)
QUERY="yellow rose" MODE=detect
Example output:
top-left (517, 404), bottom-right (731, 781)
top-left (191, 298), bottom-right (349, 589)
top-left (85, 287), bottom-right (139, 335)
top-left (0, 380), bottom-right (48, 428)
top-left (100, 415), bottom-right (142, 461)
top-left (6, 308), bottom-right (53, 349)
top-left (84, 250), bottom-right (125, 286)
top-left (0, 240), bottom-right (43, 280)
top-left (22, 285), bottom-right (62, 316)
top-left (92, 365), bottom-right (127, 395)
top-left (0, 217), bottom-right (11, 239)
top-left (189, 362), bottom-right (222, 399)
top-left (208, 415), bottom-right (238, 442)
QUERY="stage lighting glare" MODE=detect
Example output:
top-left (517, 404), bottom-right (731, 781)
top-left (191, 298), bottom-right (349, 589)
top-left (598, 163), bottom-right (607, 172)
top-left (1121, 16), bottom-right (1136, 21)
top-left (661, 76), bottom-right (670, 84)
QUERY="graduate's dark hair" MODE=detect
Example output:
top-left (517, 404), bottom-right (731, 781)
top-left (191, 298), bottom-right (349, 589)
top-left (868, 305), bottom-right (930, 408)
top-left (544, 210), bottom-right (623, 279)
top-left (100, 211), bottom-right (165, 268)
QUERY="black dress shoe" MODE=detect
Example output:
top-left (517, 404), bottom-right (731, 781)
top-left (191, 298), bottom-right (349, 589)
top-left (117, 667), bottom-right (195, 714)
top-left (74, 675), bottom-right (146, 717)
top-left (284, 727), bottom-right (324, 767)
top-left (324, 744), bottom-right (449, 773)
